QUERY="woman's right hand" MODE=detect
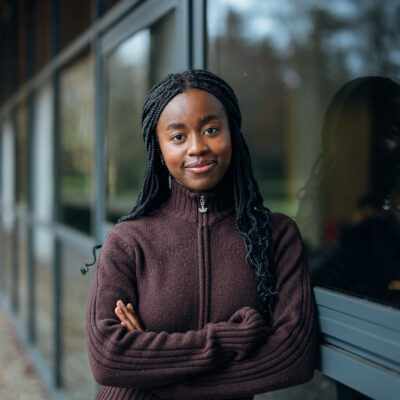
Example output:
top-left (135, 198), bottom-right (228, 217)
top-left (115, 300), bottom-right (144, 331)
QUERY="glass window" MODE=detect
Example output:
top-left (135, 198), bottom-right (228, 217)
top-left (33, 82), bottom-right (54, 223)
top-left (61, 0), bottom-right (92, 50)
top-left (16, 218), bottom-right (29, 327)
top-left (59, 53), bottom-right (94, 234)
top-left (17, 0), bottom-right (27, 89)
top-left (105, 11), bottom-right (177, 222)
top-left (61, 242), bottom-right (97, 399)
top-left (16, 102), bottom-right (28, 205)
top-left (0, 120), bottom-right (15, 298)
top-left (35, 0), bottom-right (51, 71)
top-left (32, 81), bottom-right (55, 366)
top-left (33, 225), bottom-right (55, 367)
top-left (207, 0), bottom-right (400, 309)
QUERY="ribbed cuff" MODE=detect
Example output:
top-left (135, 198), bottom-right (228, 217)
top-left (215, 307), bottom-right (268, 361)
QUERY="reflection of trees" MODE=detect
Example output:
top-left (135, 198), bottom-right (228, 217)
top-left (60, 56), bottom-right (94, 198)
top-left (106, 51), bottom-right (147, 204)
top-left (208, 0), bottom-right (400, 214)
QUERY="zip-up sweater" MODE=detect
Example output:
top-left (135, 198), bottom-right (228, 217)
top-left (86, 177), bottom-right (318, 400)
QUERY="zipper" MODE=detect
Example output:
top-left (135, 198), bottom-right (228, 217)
top-left (198, 193), bottom-right (208, 213)
top-left (197, 193), bottom-right (209, 328)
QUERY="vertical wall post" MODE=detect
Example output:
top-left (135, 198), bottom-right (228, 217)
top-left (51, 0), bottom-right (62, 388)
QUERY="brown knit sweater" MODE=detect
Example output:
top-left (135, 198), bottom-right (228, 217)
top-left (86, 178), bottom-right (318, 400)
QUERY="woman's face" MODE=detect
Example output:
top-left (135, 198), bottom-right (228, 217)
top-left (156, 89), bottom-right (232, 192)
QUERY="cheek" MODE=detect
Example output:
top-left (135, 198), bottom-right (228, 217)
top-left (160, 143), bottom-right (182, 167)
top-left (219, 136), bottom-right (232, 166)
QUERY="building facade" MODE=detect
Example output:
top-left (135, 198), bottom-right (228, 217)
top-left (0, 0), bottom-right (399, 399)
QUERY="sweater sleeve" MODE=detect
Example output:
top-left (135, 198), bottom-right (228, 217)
top-left (86, 230), bottom-right (268, 389)
top-left (151, 219), bottom-right (318, 400)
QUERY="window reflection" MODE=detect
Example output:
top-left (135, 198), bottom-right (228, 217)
top-left (207, 0), bottom-right (400, 308)
top-left (60, 54), bottom-right (94, 234)
top-left (302, 77), bottom-right (400, 306)
top-left (208, 0), bottom-right (400, 216)
top-left (105, 12), bottom-right (176, 222)
top-left (33, 82), bottom-right (54, 223)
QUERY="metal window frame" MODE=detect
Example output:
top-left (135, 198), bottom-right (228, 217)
top-left (315, 286), bottom-right (400, 399)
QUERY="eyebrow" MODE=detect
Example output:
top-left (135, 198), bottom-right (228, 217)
top-left (166, 122), bottom-right (185, 131)
top-left (200, 114), bottom-right (221, 124)
top-left (166, 115), bottom-right (221, 131)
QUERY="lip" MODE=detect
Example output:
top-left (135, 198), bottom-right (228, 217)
top-left (184, 160), bottom-right (216, 173)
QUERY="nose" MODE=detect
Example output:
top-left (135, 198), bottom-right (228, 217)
top-left (188, 133), bottom-right (208, 155)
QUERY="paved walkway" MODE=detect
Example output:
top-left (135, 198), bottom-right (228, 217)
top-left (0, 305), bottom-right (48, 400)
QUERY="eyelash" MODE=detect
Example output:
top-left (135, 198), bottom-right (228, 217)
top-left (171, 134), bottom-right (184, 142)
top-left (170, 127), bottom-right (220, 142)
top-left (204, 127), bottom-right (219, 135)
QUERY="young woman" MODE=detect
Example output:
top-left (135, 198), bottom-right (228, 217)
top-left (85, 70), bottom-right (318, 400)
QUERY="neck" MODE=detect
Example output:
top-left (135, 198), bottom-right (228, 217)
top-left (163, 174), bottom-right (234, 224)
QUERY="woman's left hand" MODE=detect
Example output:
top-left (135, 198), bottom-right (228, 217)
top-left (114, 300), bottom-right (144, 331)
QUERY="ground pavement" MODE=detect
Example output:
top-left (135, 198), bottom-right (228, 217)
top-left (0, 305), bottom-right (48, 400)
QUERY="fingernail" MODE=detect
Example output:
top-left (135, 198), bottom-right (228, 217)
top-left (118, 308), bottom-right (123, 314)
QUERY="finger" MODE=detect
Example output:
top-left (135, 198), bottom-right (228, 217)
top-left (127, 303), bottom-right (144, 331)
top-left (115, 307), bottom-right (136, 331)
top-left (117, 301), bottom-right (142, 331)
top-left (121, 320), bottom-right (136, 332)
top-left (123, 304), bottom-right (143, 331)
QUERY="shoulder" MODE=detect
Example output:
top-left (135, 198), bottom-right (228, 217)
top-left (268, 212), bottom-right (303, 240)
top-left (267, 212), bottom-right (306, 265)
top-left (101, 219), bottom-right (147, 258)
top-left (102, 211), bottom-right (166, 253)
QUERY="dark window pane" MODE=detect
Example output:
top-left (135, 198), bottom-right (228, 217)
top-left (17, 0), bottom-right (27, 89)
top-left (59, 53), bottom-right (94, 234)
top-left (16, 102), bottom-right (28, 205)
top-left (207, 0), bottom-right (400, 308)
top-left (61, 0), bottom-right (92, 49)
top-left (36, 0), bottom-right (51, 71)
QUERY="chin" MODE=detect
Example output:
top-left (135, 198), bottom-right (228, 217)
top-left (182, 178), bottom-right (219, 192)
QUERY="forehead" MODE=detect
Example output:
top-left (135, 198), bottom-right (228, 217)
top-left (157, 89), bottom-right (227, 125)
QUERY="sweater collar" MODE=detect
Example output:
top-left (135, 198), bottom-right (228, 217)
top-left (163, 172), bottom-right (235, 224)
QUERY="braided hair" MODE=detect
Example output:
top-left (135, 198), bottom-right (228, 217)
top-left (86, 70), bottom-right (278, 323)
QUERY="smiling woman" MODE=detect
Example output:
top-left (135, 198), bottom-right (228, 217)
top-left (85, 70), bottom-right (318, 400)
top-left (156, 89), bottom-right (232, 192)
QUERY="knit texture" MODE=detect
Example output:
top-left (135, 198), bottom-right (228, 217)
top-left (86, 178), bottom-right (318, 400)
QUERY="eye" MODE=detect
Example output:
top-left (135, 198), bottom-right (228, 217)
top-left (171, 134), bottom-right (185, 142)
top-left (204, 127), bottom-right (219, 135)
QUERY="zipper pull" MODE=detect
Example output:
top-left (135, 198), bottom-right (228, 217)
top-left (198, 194), bottom-right (208, 213)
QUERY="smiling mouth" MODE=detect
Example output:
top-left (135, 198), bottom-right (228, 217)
top-left (184, 161), bottom-right (216, 174)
